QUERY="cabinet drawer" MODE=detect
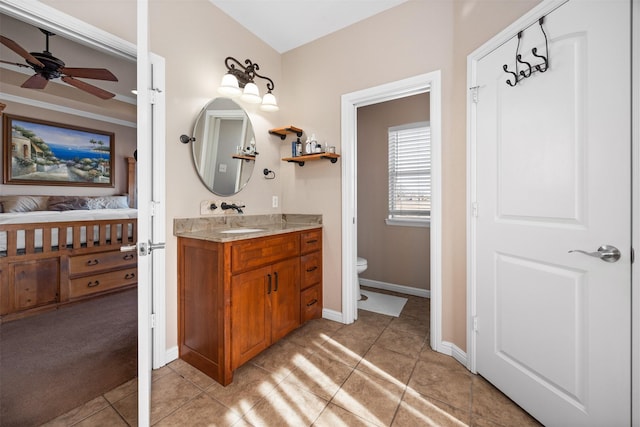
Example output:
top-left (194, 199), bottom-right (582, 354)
top-left (301, 251), bottom-right (322, 290)
top-left (300, 229), bottom-right (322, 254)
top-left (301, 284), bottom-right (322, 323)
top-left (69, 267), bottom-right (137, 298)
top-left (70, 250), bottom-right (137, 276)
top-left (231, 233), bottom-right (299, 273)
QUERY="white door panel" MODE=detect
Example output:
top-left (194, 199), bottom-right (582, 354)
top-left (473, 1), bottom-right (631, 425)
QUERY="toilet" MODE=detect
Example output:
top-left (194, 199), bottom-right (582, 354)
top-left (357, 257), bottom-right (368, 301)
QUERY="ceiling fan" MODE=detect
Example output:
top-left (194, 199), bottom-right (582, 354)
top-left (0, 28), bottom-right (118, 99)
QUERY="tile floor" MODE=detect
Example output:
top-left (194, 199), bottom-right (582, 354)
top-left (42, 290), bottom-right (541, 426)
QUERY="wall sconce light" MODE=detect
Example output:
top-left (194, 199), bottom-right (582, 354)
top-left (218, 57), bottom-right (279, 112)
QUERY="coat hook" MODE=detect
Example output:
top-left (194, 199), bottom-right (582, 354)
top-left (516, 53), bottom-right (533, 78)
top-left (503, 31), bottom-right (522, 87)
top-left (503, 16), bottom-right (550, 87)
top-left (532, 16), bottom-right (549, 73)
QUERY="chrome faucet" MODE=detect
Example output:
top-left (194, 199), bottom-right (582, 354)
top-left (221, 202), bottom-right (245, 214)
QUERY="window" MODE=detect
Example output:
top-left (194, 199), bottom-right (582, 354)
top-left (387, 121), bottom-right (431, 226)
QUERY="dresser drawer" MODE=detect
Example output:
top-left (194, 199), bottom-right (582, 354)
top-left (300, 229), bottom-right (322, 254)
top-left (70, 250), bottom-right (137, 276)
top-left (231, 233), bottom-right (299, 273)
top-left (301, 284), bottom-right (322, 323)
top-left (301, 251), bottom-right (322, 290)
top-left (69, 267), bottom-right (137, 298)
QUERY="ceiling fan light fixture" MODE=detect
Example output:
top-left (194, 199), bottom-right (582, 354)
top-left (0, 28), bottom-right (118, 99)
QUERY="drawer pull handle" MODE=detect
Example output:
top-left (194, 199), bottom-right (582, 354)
top-left (123, 254), bottom-right (135, 261)
top-left (306, 299), bottom-right (318, 307)
top-left (267, 274), bottom-right (272, 294)
top-left (88, 280), bottom-right (100, 288)
top-left (306, 239), bottom-right (318, 244)
top-left (125, 273), bottom-right (136, 280)
top-left (274, 271), bottom-right (279, 292)
top-left (306, 266), bottom-right (318, 272)
top-left (86, 259), bottom-right (100, 266)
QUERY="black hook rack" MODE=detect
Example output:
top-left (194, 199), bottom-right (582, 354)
top-left (503, 16), bottom-right (549, 87)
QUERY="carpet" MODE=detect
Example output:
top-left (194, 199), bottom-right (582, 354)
top-left (358, 290), bottom-right (408, 317)
top-left (0, 289), bottom-right (137, 427)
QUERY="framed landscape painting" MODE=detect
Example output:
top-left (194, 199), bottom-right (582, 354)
top-left (3, 114), bottom-right (115, 187)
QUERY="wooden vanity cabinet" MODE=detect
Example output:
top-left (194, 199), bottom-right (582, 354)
top-left (178, 227), bottom-right (322, 386)
top-left (300, 229), bottom-right (323, 322)
top-left (230, 257), bottom-right (299, 368)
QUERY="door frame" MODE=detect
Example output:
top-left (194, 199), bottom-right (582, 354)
top-left (466, 0), bottom-right (638, 423)
top-left (340, 71), bottom-right (444, 353)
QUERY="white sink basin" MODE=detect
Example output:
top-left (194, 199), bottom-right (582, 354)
top-left (219, 228), bottom-right (264, 234)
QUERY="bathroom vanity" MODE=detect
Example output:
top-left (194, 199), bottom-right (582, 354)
top-left (175, 215), bottom-right (322, 385)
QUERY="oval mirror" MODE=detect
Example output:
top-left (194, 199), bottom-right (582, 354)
top-left (192, 98), bottom-right (256, 196)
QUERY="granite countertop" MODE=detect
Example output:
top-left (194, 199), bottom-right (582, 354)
top-left (173, 213), bottom-right (322, 243)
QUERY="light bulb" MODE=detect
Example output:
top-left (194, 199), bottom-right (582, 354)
top-left (260, 92), bottom-right (279, 112)
top-left (218, 73), bottom-right (241, 97)
top-left (240, 82), bottom-right (261, 104)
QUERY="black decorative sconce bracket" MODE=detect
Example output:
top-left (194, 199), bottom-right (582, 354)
top-left (224, 57), bottom-right (275, 92)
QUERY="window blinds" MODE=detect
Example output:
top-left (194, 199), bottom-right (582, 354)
top-left (388, 122), bottom-right (431, 220)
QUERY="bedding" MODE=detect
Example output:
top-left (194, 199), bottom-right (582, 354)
top-left (0, 195), bottom-right (129, 213)
top-left (0, 208), bottom-right (137, 254)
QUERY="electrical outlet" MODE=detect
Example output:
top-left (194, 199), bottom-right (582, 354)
top-left (200, 200), bottom-right (219, 215)
top-left (272, 195), bottom-right (278, 208)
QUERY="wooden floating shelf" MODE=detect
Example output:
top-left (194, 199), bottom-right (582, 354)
top-left (281, 153), bottom-right (340, 167)
top-left (269, 126), bottom-right (304, 140)
top-left (232, 154), bottom-right (256, 161)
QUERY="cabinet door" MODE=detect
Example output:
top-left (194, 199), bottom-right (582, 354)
top-left (14, 258), bottom-right (59, 310)
top-left (270, 258), bottom-right (301, 342)
top-left (231, 265), bottom-right (271, 368)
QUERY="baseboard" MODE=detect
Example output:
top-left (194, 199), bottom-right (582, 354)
top-left (437, 340), bottom-right (468, 369)
top-left (322, 308), bottom-right (345, 323)
top-left (164, 346), bottom-right (178, 365)
top-left (359, 278), bottom-right (430, 298)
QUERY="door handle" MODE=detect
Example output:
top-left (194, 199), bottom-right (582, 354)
top-left (568, 245), bottom-right (621, 263)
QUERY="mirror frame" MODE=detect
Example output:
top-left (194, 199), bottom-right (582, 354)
top-left (191, 98), bottom-right (256, 196)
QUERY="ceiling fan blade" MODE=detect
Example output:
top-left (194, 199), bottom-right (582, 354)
top-left (61, 67), bottom-right (118, 81)
top-left (0, 35), bottom-right (44, 68)
top-left (61, 76), bottom-right (115, 99)
top-left (0, 59), bottom-right (30, 68)
top-left (21, 74), bottom-right (48, 89)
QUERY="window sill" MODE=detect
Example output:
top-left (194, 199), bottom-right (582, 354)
top-left (385, 218), bottom-right (430, 228)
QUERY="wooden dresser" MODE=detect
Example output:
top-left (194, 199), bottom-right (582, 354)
top-left (178, 227), bottom-right (323, 385)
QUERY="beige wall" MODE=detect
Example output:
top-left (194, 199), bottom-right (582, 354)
top-left (42, 0), bottom-right (540, 354)
top-left (149, 0), bottom-right (284, 351)
top-left (282, 0), bottom-right (539, 350)
top-left (357, 93), bottom-right (430, 291)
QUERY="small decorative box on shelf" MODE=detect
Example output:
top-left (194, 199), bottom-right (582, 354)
top-left (269, 126), bottom-right (304, 140)
top-left (281, 152), bottom-right (340, 167)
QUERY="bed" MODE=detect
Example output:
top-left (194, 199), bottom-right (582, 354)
top-left (0, 157), bottom-right (138, 322)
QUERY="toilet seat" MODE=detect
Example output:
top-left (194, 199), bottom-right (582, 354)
top-left (357, 256), bottom-right (368, 274)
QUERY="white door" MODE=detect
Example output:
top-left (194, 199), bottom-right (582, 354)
top-left (136, 2), bottom-right (166, 422)
top-left (472, 1), bottom-right (631, 425)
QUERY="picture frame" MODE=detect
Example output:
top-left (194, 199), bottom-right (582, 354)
top-left (3, 114), bottom-right (115, 187)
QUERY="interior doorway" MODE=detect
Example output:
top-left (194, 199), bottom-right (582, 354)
top-left (0, 2), bottom-right (139, 425)
top-left (340, 71), bottom-right (446, 353)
